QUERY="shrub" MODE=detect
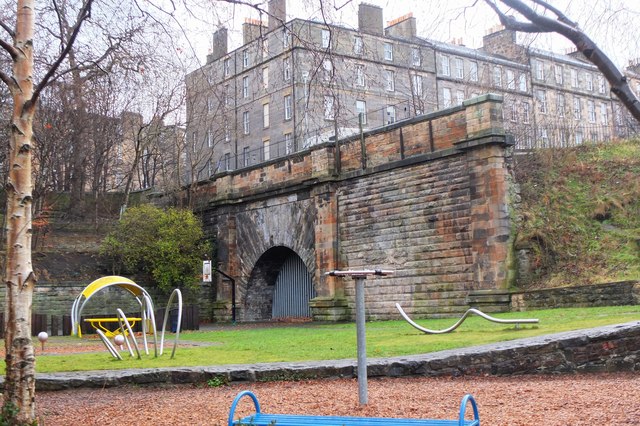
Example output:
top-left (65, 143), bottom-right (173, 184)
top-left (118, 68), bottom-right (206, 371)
top-left (100, 205), bottom-right (211, 293)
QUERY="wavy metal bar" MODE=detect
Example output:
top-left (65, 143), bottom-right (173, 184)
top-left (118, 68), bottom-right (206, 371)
top-left (396, 303), bottom-right (539, 334)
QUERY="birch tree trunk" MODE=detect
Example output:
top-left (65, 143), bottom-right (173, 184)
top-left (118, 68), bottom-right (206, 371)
top-left (3, 0), bottom-right (37, 422)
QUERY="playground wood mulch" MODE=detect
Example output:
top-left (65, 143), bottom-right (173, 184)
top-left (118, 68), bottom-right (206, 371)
top-left (36, 371), bottom-right (639, 425)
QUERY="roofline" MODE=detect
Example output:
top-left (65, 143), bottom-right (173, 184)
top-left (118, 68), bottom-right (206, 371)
top-left (428, 39), bottom-right (529, 70)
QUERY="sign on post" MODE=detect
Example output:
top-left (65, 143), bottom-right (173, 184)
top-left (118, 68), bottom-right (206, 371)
top-left (202, 260), bottom-right (212, 283)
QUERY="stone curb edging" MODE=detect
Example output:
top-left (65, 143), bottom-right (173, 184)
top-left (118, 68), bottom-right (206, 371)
top-left (29, 321), bottom-right (640, 391)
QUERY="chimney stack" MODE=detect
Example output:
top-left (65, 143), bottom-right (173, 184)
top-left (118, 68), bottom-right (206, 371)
top-left (268, 0), bottom-right (286, 32)
top-left (243, 18), bottom-right (267, 45)
top-left (358, 3), bottom-right (383, 36)
top-left (207, 28), bottom-right (228, 63)
top-left (385, 13), bottom-right (416, 40)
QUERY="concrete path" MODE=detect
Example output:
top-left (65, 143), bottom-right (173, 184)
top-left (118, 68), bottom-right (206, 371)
top-left (31, 321), bottom-right (640, 391)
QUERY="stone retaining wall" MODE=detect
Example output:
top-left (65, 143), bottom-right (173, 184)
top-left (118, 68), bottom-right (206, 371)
top-left (510, 281), bottom-right (640, 311)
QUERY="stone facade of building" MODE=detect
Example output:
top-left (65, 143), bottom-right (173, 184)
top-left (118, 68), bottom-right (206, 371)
top-left (185, 1), bottom-right (639, 184)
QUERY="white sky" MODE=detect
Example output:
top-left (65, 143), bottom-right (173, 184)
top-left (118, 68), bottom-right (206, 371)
top-left (178, 0), bottom-right (640, 70)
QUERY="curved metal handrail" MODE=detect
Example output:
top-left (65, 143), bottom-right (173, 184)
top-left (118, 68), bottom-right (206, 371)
top-left (458, 394), bottom-right (480, 426)
top-left (396, 303), bottom-right (539, 334)
top-left (228, 391), bottom-right (261, 426)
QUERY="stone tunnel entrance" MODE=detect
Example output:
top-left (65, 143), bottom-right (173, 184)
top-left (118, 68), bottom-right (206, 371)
top-left (244, 246), bottom-right (316, 321)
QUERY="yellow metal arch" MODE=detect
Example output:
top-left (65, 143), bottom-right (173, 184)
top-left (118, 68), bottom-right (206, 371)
top-left (71, 276), bottom-right (152, 337)
top-left (80, 276), bottom-right (143, 298)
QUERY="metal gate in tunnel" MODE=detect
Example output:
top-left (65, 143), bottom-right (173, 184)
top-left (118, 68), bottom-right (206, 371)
top-left (272, 253), bottom-right (315, 318)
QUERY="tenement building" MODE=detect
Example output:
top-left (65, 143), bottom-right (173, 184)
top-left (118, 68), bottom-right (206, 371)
top-left (185, 1), bottom-right (639, 183)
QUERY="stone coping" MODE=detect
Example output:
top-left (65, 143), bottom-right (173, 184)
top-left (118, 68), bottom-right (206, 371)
top-left (23, 320), bottom-right (640, 391)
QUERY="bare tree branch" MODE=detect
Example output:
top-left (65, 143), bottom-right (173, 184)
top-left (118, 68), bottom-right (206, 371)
top-left (45, 32), bottom-right (135, 85)
top-left (0, 19), bottom-right (15, 38)
top-left (485, 0), bottom-right (552, 33)
top-left (0, 37), bottom-right (20, 59)
top-left (51, 0), bottom-right (68, 54)
top-left (529, 0), bottom-right (577, 27)
top-left (486, 0), bottom-right (640, 123)
top-left (29, 0), bottom-right (95, 108)
top-left (499, 0), bottom-right (580, 34)
top-left (0, 69), bottom-right (15, 89)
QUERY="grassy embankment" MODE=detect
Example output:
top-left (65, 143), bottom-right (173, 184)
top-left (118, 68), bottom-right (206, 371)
top-left (514, 138), bottom-right (640, 287)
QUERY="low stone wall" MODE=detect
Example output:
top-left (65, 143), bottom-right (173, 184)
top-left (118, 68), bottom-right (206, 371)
top-left (32, 321), bottom-right (640, 390)
top-left (510, 281), bottom-right (640, 311)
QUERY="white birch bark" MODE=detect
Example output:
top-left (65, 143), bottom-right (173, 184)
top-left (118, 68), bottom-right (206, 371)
top-left (3, 0), bottom-right (37, 422)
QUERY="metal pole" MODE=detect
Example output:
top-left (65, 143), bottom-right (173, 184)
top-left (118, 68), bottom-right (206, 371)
top-left (324, 270), bottom-right (393, 407)
top-left (333, 113), bottom-right (341, 176)
top-left (354, 276), bottom-right (367, 405)
top-left (359, 112), bottom-right (366, 170)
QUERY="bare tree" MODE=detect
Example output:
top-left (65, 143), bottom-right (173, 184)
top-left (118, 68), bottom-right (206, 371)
top-left (0, 0), bottom-right (95, 419)
top-left (0, 0), bottom-right (176, 419)
top-left (120, 79), bottom-right (185, 213)
top-left (485, 0), bottom-right (640, 122)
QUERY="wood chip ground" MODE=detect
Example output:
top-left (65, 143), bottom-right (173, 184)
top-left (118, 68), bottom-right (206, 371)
top-left (36, 372), bottom-right (640, 425)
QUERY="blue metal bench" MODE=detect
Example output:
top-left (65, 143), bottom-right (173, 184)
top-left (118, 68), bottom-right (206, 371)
top-left (228, 390), bottom-right (480, 426)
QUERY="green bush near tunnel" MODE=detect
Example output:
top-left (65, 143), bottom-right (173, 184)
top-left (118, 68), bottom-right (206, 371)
top-left (99, 205), bottom-right (211, 293)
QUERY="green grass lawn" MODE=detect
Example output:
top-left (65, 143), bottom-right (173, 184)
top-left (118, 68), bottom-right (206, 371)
top-left (19, 305), bottom-right (640, 374)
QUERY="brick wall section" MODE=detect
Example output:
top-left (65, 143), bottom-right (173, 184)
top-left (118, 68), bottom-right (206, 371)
top-left (188, 151), bottom-right (324, 213)
top-left (464, 144), bottom-right (512, 289)
top-left (338, 107), bottom-right (470, 173)
top-left (431, 108), bottom-right (467, 151)
top-left (401, 124), bottom-right (431, 157)
top-left (312, 183), bottom-right (339, 298)
top-left (464, 94), bottom-right (505, 139)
